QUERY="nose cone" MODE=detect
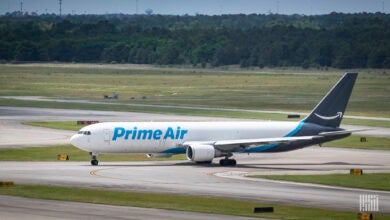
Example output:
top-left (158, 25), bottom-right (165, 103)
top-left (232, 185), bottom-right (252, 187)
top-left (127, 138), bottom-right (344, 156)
top-left (71, 133), bottom-right (90, 152)
top-left (70, 134), bottom-right (82, 148)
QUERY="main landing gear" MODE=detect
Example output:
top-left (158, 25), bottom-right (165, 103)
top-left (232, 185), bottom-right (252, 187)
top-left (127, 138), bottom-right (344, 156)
top-left (219, 157), bottom-right (237, 166)
top-left (90, 152), bottom-right (98, 166)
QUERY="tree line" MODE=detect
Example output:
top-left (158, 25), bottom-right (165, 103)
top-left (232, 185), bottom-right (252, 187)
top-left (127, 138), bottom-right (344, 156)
top-left (0, 13), bottom-right (389, 68)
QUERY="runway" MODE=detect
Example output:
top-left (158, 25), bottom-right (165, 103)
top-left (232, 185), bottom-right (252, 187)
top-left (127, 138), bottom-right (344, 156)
top-left (1, 146), bottom-right (389, 214)
top-left (0, 106), bottom-right (389, 218)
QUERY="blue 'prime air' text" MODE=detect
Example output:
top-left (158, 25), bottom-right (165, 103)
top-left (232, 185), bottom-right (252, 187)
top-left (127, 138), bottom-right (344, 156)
top-left (112, 127), bottom-right (188, 141)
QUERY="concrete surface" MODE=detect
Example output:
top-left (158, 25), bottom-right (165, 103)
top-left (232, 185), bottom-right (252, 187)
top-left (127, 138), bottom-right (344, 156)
top-left (0, 195), bottom-right (262, 220)
top-left (0, 106), bottom-right (389, 219)
top-left (0, 146), bottom-right (389, 214)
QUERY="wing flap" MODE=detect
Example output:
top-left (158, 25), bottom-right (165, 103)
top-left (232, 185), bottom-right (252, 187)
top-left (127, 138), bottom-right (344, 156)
top-left (214, 136), bottom-right (315, 147)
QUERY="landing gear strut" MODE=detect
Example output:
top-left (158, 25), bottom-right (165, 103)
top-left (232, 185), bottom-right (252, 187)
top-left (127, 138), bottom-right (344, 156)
top-left (90, 152), bottom-right (99, 166)
top-left (219, 157), bottom-right (237, 166)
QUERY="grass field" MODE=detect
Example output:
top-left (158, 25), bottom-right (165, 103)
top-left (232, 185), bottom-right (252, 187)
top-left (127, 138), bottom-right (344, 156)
top-left (0, 145), bottom-right (186, 161)
top-left (1, 185), bottom-right (388, 219)
top-left (250, 173), bottom-right (390, 191)
top-left (23, 121), bottom-right (85, 131)
top-left (0, 64), bottom-right (389, 118)
top-left (323, 135), bottom-right (390, 150)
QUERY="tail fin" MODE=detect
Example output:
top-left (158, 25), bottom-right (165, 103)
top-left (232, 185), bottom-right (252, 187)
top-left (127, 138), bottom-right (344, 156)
top-left (303, 73), bottom-right (358, 128)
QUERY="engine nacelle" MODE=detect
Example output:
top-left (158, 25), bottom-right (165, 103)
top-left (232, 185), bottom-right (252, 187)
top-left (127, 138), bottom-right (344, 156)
top-left (186, 144), bottom-right (216, 162)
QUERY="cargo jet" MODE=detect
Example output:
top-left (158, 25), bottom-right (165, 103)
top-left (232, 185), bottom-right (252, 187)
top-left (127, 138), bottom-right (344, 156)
top-left (71, 73), bottom-right (358, 166)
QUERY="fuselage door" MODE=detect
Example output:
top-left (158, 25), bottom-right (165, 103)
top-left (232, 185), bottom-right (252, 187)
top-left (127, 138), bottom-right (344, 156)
top-left (103, 129), bottom-right (110, 145)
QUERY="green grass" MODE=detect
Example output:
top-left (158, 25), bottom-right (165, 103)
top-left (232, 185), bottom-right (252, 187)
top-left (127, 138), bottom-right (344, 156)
top-left (323, 135), bottom-right (390, 150)
top-left (23, 121), bottom-right (85, 131)
top-left (0, 145), bottom-right (186, 161)
top-left (0, 64), bottom-right (388, 118)
top-left (1, 185), bottom-right (388, 219)
top-left (342, 118), bottom-right (390, 128)
top-left (250, 174), bottom-right (390, 191)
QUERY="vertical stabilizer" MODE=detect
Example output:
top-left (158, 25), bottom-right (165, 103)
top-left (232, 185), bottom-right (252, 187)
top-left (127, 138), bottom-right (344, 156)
top-left (303, 73), bottom-right (357, 128)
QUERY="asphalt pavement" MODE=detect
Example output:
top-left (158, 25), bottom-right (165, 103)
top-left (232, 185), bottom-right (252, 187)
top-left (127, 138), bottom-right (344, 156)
top-left (0, 106), bottom-right (389, 219)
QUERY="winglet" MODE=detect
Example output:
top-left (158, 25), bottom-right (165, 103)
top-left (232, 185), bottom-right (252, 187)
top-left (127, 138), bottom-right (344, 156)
top-left (303, 73), bottom-right (358, 128)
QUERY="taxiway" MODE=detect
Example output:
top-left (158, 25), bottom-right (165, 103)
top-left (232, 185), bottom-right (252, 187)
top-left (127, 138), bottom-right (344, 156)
top-left (0, 147), bottom-right (389, 214)
top-left (0, 195), bottom-right (262, 220)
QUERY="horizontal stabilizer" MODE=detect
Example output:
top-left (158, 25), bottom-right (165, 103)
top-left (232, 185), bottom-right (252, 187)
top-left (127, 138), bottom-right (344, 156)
top-left (318, 128), bottom-right (373, 137)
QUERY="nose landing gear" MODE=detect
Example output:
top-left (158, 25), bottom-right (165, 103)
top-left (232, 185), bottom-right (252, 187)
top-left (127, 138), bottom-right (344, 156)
top-left (90, 152), bottom-right (99, 166)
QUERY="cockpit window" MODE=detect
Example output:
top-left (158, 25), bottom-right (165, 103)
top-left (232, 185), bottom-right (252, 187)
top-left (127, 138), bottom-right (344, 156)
top-left (78, 131), bottom-right (91, 135)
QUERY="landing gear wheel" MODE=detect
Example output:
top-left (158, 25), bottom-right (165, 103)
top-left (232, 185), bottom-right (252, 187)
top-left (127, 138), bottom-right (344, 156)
top-left (90, 153), bottom-right (99, 166)
top-left (219, 159), bottom-right (237, 166)
top-left (91, 159), bottom-right (99, 166)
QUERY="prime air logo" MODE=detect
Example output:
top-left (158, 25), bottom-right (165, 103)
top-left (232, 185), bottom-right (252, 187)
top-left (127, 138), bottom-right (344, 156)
top-left (112, 126), bottom-right (188, 141)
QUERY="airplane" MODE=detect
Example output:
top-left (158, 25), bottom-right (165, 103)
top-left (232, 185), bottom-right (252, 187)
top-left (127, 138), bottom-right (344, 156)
top-left (71, 72), bottom-right (358, 166)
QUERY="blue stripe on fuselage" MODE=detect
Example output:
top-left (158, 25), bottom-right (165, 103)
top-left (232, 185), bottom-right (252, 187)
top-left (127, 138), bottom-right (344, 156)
top-left (159, 121), bottom-right (306, 154)
top-left (161, 147), bottom-right (186, 154)
top-left (243, 121), bottom-right (305, 153)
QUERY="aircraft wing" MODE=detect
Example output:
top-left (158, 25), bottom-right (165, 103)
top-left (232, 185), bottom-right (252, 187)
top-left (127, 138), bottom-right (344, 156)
top-left (183, 136), bottom-right (316, 151)
top-left (214, 136), bottom-right (316, 147)
top-left (183, 128), bottom-right (367, 152)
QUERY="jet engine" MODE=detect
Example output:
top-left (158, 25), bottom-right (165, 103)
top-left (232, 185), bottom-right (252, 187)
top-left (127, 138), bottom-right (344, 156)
top-left (186, 144), bottom-right (217, 162)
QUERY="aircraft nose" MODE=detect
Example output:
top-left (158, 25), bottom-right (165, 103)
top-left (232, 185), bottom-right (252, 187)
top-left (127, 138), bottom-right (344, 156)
top-left (70, 134), bottom-right (81, 147)
top-left (70, 133), bottom-right (90, 152)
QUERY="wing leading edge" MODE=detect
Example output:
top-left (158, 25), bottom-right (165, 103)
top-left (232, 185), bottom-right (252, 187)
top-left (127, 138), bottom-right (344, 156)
top-left (182, 129), bottom-right (363, 153)
top-left (183, 136), bottom-right (316, 152)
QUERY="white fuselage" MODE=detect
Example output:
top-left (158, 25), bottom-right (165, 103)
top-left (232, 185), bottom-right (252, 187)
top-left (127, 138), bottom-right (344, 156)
top-left (71, 121), bottom-right (300, 154)
top-left (70, 73), bottom-right (357, 166)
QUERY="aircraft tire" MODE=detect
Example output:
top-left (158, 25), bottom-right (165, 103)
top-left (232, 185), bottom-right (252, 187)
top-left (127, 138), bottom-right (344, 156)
top-left (91, 159), bottom-right (99, 166)
top-left (219, 159), bottom-right (236, 166)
